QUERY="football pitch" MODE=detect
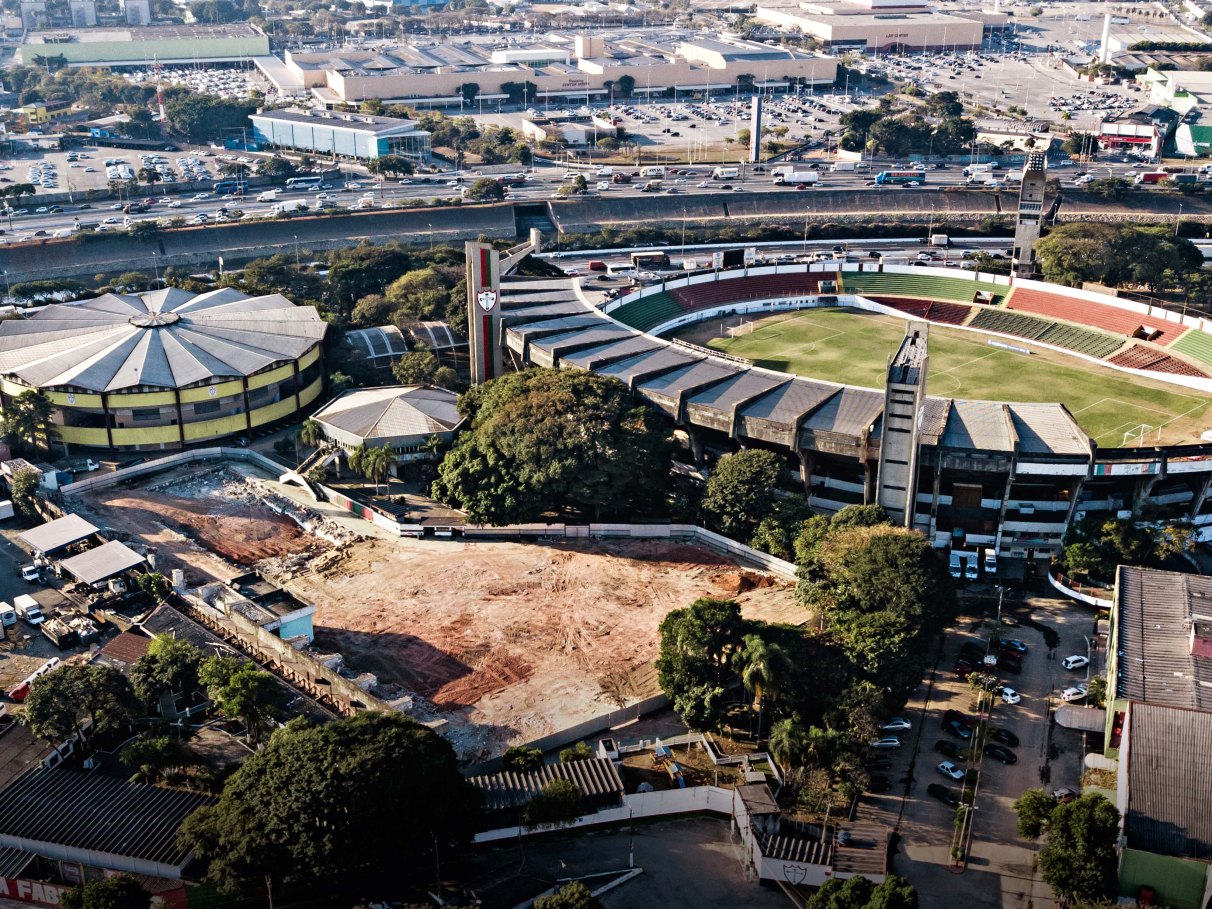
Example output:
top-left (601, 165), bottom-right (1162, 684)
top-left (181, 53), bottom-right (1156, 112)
top-left (675, 308), bottom-right (1212, 446)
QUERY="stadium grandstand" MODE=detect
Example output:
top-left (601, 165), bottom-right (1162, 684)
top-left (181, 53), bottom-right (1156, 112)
top-left (482, 256), bottom-right (1212, 560)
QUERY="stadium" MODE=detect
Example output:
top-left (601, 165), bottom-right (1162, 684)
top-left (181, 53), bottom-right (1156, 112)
top-left (477, 253), bottom-right (1212, 561)
top-left (0, 287), bottom-right (327, 450)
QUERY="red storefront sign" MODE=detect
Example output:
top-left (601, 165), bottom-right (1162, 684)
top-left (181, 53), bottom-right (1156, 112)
top-left (0, 877), bottom-right (69, 906)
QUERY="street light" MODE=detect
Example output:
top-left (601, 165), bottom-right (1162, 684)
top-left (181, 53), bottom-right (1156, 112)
top-left (1175, 202), bottom-right (1184, 238)
top-left (428, 222), bottom-right (434, 250)
top-left (151, 252), bottom-right (159, 288)
top-left (293, 234), bottom-right (300, 267)
top-left (681, 207), bottom-right (687, 259)
top-left (927, 203), bottom-right (936, 243)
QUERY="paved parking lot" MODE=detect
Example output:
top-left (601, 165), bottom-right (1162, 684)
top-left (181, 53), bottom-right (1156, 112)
top-left (0, 525), bottom-right (79, 692)
top-left (856, 574), bottom-right (1102, 909)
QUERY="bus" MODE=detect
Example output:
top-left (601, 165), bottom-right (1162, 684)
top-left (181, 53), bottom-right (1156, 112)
top-left (875, 171), bottom-right (926, 186)
top-left (286, 175), bottom-right (325, 190)
top-left (213, 180), bottom-right (249, 195)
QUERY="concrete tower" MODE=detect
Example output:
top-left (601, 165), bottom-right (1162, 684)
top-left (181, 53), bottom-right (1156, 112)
top-left (1100, 13), bottom-right (1113, 65)
top-left (466, 241), bottom-right (503, 386)
top-left (1012, 151), bottom-right (1048, 279)
top-left (749, 95), bottom-right (763, 165)
top-left (876, 325), bottom-right (928, 528)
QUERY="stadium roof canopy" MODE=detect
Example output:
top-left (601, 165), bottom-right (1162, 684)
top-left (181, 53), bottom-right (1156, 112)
top-left (0, 288), bottom-right (326, 393)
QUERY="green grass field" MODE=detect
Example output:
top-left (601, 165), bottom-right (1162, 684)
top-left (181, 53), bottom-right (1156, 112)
top-left (676, 308), bottom-right (1212, 446)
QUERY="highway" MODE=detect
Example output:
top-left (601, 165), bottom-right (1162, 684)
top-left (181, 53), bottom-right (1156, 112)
top-left (0, 155), bottom-right (1159, 247)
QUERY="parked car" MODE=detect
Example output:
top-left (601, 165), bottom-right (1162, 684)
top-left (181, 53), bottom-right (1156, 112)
top-left (882, 716), bottom-right (912, 732)
top-left (927, 783), bottom-right (959, 807)
top-left (1000, 639), bottom-right (1029, 655)
top-left (1000, 687), bottom-right (1022, 705)
top-left (944, 709), bottom-right (971, 728)
top-left (868, 775), bottom-right (892, 793)
top-left (944, 719), bottom-right (972, 740)
top-left (1050, 787), bottom-right (1079, 803)
top-left (869, 736), bottom-right (902, 750)
top-left (988, 727), bottom-right (1020, 748)
top-left (983, 744), bottom-right (1018, 765)
top-left (937, 760), bottom-right (965, 781)
top-left (1061, 655), bottom-right (1089, 671)
top-left (934, 740), bottom-right (966, 759)
top-left (1060, 685), bottom-right (1088, 702)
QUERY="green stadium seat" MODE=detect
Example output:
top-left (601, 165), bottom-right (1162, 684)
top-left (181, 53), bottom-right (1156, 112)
top-left (608, 292), bottom-right (683, 332)
top-left (1171, 329), bottom-right (1212, 367)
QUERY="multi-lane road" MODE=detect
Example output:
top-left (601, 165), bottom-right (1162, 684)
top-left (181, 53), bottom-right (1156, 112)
top-left (0, 155), bottom-right (1159, 247)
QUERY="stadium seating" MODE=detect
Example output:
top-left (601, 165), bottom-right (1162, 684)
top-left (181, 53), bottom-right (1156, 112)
top-left (969, 308), bottom-right (1053, 340)
top-left (864, 297), bottom-right (933, 318)
top-left (1170, 329), bottom-right (1212, 368)
top-left (1007, 286), bottom-right (1178, 345)
top-left (842, 271), bottom-right (1006, 305)
top-left (924, 301), bottom-right (974, 326)
top-left (609, 292), bottom-right (683, 332)
top-left (1035, 324), bottom-right (1125, 360)
top-left (1109, 345), bottom-right (1209, 378)
top-left (667, 272), bottom-right (840, 313)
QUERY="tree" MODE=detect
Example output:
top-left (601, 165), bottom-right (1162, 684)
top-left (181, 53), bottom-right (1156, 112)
top-left (1013, 787), bottom-right (1056, 839)
top-left (523, 778), bottom-right (582, 828)
top-left (432, 369), bottom-right (671, 524)
top-left (559, 740), bottom-right (594, 763)
top-left (501, 745), bottom-right (543, 772)
top-left (1, 388), bottom-right (57, 455)
top-left (701, 449), bottom-right (783, 537)
top-left (867, 876), bottom-right (919, 909)
top-left (392, 350), bottom-right (441, 385)
top-left (131, 636), bottom-right (204, 708)
top-left (463, 177), bottom-right (505, 202)
top-left (23, 664), bottom-right (137, 748)
top-left (656, 598), bottom-right (745, 729)
top-left (299, 418), bottom-right (325, 450)
top-left (768, 716), bottom-right (809, 768)
top-left (163, 92), bottom-right (256, 143)
top-left (137, 571), bottom-right (172, 603)
top-left (200, 656), bottom-right (278, 744)
top-left (807, 874), bottom-right (875, 909)
top-left (9, 466), bottom-right (40, 518)
top-left (179, 713), bottom-right (480, 895)
top-left (121, 735), bottom-right (181, 784)
top-left (137, 166), bottom-right (162, 191)
top-left (1038, 793), bottom-right (1121, 905)
top-left (60, 875), bottom-right (151, 909)
top-left (259, 156), bottom-right (296, 183)
top-left (616, 74), bottom-right (636, 98)
top-left (733, 633), bottom-right (792, 738)
top-left (534, 882), bottom-right (601, 909)
top-left (359, 445), bottom-right (393, 493)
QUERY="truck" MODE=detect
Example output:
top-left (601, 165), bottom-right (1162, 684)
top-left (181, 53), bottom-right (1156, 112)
top-left (1174, 173), bottom-right (1200, 186)
top-left (1134, 172), bottom-right (1169, 185)
top-left (963, 163), bottom-right (994, 178)
top-left (930, 234), bottom-right (950, 247)
top-left (611, 172), bottom-right (632, 184)
top-left (257, 190), bottom-right (279, 203)
top-left (640, 180), bottom-right (663, 192)
top-left (641, 166), bottom-right (666, 179)
top-left (773, 169), bottom-right (820, 186)
top-left (712, 166), bottom-right (740, 180)
top-left (272, 200), bottom-right (307, 215)
top-left (14, 594), bottom-right (44, 625)
top-left (829, 161), bottom-right (856, 172)
top-left (41, 616), bottom-right (78, 650)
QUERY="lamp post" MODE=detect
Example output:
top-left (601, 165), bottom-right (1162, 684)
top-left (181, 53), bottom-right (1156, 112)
top-left (428, 222), bottom-right (434, 250)
top-left (293, 234), bottom-right (300, 267)
top-left (681, 207), bottom-right (687, 259)
top-left (151, 251), bottom-right (159, 288)
top-left (1175, 202), bottom-right (1184, 238)
top-left (927, 202), bottom-right (936, 243)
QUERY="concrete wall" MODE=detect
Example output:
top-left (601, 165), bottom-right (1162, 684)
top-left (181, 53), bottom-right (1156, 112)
top-left (1119, 847), bottom-right (1210, 909)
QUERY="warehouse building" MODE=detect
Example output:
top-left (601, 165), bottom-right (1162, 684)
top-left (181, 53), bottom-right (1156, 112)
top-left (250, 108), bottom-right (431, 162)
top-left (17, 22), bottom-right (269, 66)
top-left (266, 33), bottom-right (836, 107)
top-left (0, 287), bottom-right (326, 451)
top-left (755, 0), bottom-right (988, 52)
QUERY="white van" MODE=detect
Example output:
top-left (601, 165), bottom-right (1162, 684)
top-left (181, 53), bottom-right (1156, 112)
top-left (983, 549), bottom-right (998, 576)
top-left (964, 556), bottom-right (979, 581)
top-left (14, 594), bottom-right (44, 625)
top-left (0, 601), bottom-right (15, 628)
top-left (949, 552), bottom-right (962, 579)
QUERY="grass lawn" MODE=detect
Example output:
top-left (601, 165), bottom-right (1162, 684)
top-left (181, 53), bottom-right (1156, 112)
top-left (673, 308), bottom-right (1212, 446)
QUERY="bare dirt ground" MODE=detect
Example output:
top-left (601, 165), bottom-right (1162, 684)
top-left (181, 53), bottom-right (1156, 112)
top-left (74, 464), bottom-right (332, 586)
top-left (287, 536), bottom-right (801, 762)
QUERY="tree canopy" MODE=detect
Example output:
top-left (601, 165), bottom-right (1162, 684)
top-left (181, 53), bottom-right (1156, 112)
top-left (701, 449), bottom-right (783, 537)
top-left (1, 388), bottom-right (57, 456)
top-left (1036, 793), bottom-right (1121, 905)
top-left (432, 369), bottom-right (671, 524)
top-left (656, 597), bottom-right (746, 729)
top-left (1056, 515), bottom-right (1194, 583)
top-left (178, 712), bottom-right (480, 896)
top-left (1035, 222), bottom-right (1201, 292)
top-left (807, 874), bottom-right (918, 909)
top-left (23, 664), bottom-right (137, 747)
top-left (60, 875), bottom-right (151, 909)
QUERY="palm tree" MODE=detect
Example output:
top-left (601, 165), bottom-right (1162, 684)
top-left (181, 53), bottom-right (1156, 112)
top-left (137, 167), bottom-right (162, 194)
top-left (361, 445), bottom-right (392, 495)
top-left (768, 717), bottom-right (808, 769)
top-left (347, 443), bottom-right (367, 481)
top-left (733, 634), bottom-right (793, 740)
top-left (299, 418), bottom-right (324, 450)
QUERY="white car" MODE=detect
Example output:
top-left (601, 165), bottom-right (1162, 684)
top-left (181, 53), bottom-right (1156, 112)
top-left (168, 201), bottom-right (183, 208)
top-left (1060, 684), bottom-right (1088, 702)
top-left (1000, 687), bottom-right (1022, 705)
top-left (869, 736), bottom-right (902, 749)
top-left (102, 216), bottom-right (120, 224)
top-left (597, 181), bottom-right (610, 191)
top-left (110, 203), bottom-right (124, 211)
top-left (937, 761), bottom-right (965, 781)
top-left (1061, 655), bottom-right (1089, 671)
top-left (193, 193), bottom-right (210, 200)
top-left (882, 716), bottom-right (912, 732)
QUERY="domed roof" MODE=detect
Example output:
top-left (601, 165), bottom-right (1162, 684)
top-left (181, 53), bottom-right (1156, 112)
top-left (0, 287), bottom-right (327, 393)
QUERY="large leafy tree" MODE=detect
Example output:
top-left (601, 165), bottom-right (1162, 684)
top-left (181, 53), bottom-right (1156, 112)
top-left (23, 665), bottom-right (138, 747)
top-left (199, 656), bottom-right (278, 744)
top-left (60, 875), bottom-right (150, 909)
top-left (656, 598), bottom-right (745, 729)
top-left (1013, 787), bottom-right (1057, 839)
top-left (1036, 223), bottom-right (1201, 291)
top-left (432, 369), bottom-right (672, 524)
top-left (178, 713), bottom-right (480, 896)
top-left (701, 449), bottom-right (783, 538)
top-left (1038, 793), bottom-right (1121, 905)
top-left (130, 636), bottom-right (204, 708)
top-left (1, 388), bottom-right (57, 455)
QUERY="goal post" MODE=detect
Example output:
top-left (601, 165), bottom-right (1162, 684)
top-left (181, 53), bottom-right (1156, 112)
top-left (725, 319), bottom-right (755, 339)
top-left (1121, 424), bottom-right (1155, 447)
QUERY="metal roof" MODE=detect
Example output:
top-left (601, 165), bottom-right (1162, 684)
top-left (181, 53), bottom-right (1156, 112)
top-left (738, 377), bottom-right (839, 428)
top-left (559, 335), bottom-right (663, 370)
top-left (596, 346), bottom-right (701, 385)
top-left (59, 540), bottom-right (145, 586)
top-left (686, 370), bottom-right (791, 414)
top-left (0, 768), bottom-right (213, 872)
top-left (344, 325), bottom-right (409, 361)
top-left (0, 290), bottom-right (327, 393)
top-left (18, 514), bottom-right (98, 555)
top-left (312, 385), bottom-right (463, 443)
top-left (1125, 702), bottom-right (1212, 860)
top-left (802, 387), bottom-right (883, 437)
top-left (636, 358), bottom-right (742, 399)
top-left (1114, 566), bottom-right (1212, 710)
top-left (1007, 403), bottom-right (1090, 456)
top-left (941, 400), bottom-right (1015, 452)
top-left (468, 758), bottom-right (624, 813)
top-left (251, 107), bottom-right (428, 138)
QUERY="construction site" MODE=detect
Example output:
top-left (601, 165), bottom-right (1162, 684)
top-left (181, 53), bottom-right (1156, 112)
top-left (72, 459), bottom-right (801, 763)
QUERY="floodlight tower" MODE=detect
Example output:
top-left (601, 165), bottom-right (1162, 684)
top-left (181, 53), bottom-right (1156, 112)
top-left (876, 325), bottom-right (928, 529)
top-left (1012, 151), bottom-right (1048, 279)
